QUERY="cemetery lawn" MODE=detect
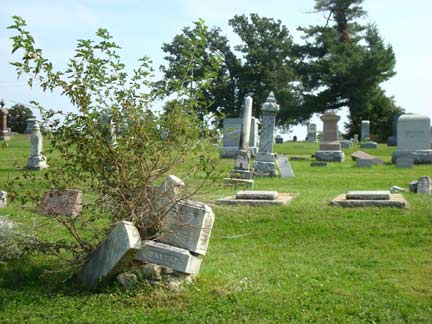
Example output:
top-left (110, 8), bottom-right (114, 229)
top-left (1, 136), bottom-right (431, 323)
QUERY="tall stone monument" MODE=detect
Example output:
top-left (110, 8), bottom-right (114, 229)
top-left (27, 121), bottom-right (49, 170)
top-left (392, 114), bottom-right (432, 164)
top-left (229, 96), bottom-right (253, 180)
top-left (315, 111), bottom-right (344, 162)
top-left (0, 100), bottom-right (11, 141)
top-left (307, 123), bottom-right (317, 142)
top-left (253, 92), bottom-right (279, 176)
top-left (25, 118), bottom-right (37, 134)
top-left (361, 120), bottom-right (370, 141)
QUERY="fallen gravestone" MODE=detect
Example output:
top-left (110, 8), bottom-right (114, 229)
top-left (310, 162), bottom-right (328, 167)
top-left (39, 189), bottom-right (82, 218)
top-left (216, 190), bottom-right (294, 206)
top-left (0, 191), bottom-right (6, 208)
top-left (276, 155), bottom-right (295, 178)
top-left (78, 221), bottom-right (142, 288)
top-left (351, 151), bottom-right (384, 165)
top-left (390, 186), bottom-right (406, 193)
top-left (331, 190), bottom-right (407, 208)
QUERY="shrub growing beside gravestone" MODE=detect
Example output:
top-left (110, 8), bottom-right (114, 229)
top-left (6, 16), bottom-right (220, 283)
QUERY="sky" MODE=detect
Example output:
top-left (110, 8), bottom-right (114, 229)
top-left (0, 0), bottom-right (431, 139)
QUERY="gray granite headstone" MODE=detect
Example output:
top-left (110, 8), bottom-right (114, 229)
top-left (78, 221), bottom-right (142, 288)
top-left (396, 157), bottom-right (414, 168)
top-left (135, 240), bottom-right (202, 274)
top-left (346, 190), bottom-right (390, 200)
top-left (276, 155), bottom-right (295, 178)
top-left (25, 118), bottom-right (37, 134)
top-left (356, 158), bottom-right (372, 168)
top-left (307, 123), bottom-right (317, 142)
top-left (235, 190), bottom-right (278, 200)
top-left (417, 176), bottom-right (431, 194)
top-left (220, 117), bottom-right (259, 157)
top-left (360, 141), bottom-right (378, 149)
top-left (361, 120), bottom-right (370, 141)
top-left (310, 162), bottom-right (328, 167)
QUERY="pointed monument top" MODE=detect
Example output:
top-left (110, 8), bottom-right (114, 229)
top-left (261, 91), bottom-right (279, 113)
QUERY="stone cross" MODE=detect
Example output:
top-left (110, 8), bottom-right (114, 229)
top-left (253, 91), bottom-right (279, 176)
top-left (361, 120), bottom-right (370, 141)
top-left (27, 121), bottom-right (49, 170)
top-left (0, 99), bottom-right (11, 141)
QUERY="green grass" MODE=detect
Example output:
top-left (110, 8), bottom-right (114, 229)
top-left (1, 135), bottom-right (431, 323)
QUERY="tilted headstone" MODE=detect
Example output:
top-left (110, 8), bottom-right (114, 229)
top-left (38, 189), bottom-right (82, 218)
top-left (158, 200), bottom-right (215, 255)
top-left (0, 191), bottom-right (7, 208)
top-left (417, 176), bottom-right (431, 194)
top-left (220, 117), bottom-right (259, 158)
top-left (253, 91), bottom-right (279, 176)
top-left (78, 221), bottom-right (142, 288)
top-left (353, 134), bottom-right (359, 142)
top-left (0, 100), bottom-right (11, 141)
top-left (392, 114), bottom-right (432, 164)
top-left (135, 240), bottom-right (202, 274)
top-left (276, 155), bottom-right (295, 178)
top-left (27, 122), bottom-right (49, 170)
top-left (361, 120), bottom-right (370, 141)
top-left (315, 111), bottom-right (344, 162)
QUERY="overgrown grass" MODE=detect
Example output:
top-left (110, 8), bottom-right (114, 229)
top-left (1, 135), bottom-right (431, 323)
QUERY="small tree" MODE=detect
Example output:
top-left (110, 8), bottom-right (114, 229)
top-left (7, 104), bottom-right (34, 133)
top-left (6, 16), bottom-right (220, 270)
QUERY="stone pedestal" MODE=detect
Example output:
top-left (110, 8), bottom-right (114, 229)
top-left (315, 111), bottom-right (344, 162)
top-left (253, 92), bottom-right (279, 176)
top-left (391, 115), bottom-right (432, 164)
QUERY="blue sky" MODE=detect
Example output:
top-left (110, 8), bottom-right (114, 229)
top-left (1, 0), bottom-right (431, 138)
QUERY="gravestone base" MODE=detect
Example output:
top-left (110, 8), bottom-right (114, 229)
top-left (223, 178), bottom-right (254, 188)
top-left (330, 193), bottom-right (407, 208)
top-left (391, 150), bottom-right (432, 164)
top-left (360, 141), bottom-right (378, 149)
top-left (27, 156), bottom-right (49, 170)
top-left (253, 152), bottom-right (278, 177)
top-left (216, 192), bottom-right (295, 206)
top-left (219, 146), bottom-right (258, 158)
top-left (315, 151), bottom-right (345, 162)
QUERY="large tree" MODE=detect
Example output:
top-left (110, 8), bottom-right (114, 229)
top-left (159, 14), bottom-right (305, 127)
top-left (296, 0), bottom-right (398, 138)
top-left (7, 104), bottom-right (34, 133)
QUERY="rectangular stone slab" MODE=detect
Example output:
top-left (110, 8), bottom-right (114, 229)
top-left (236, 190), bottom-right (278, 200)
top-left (346, 190), bottom-right (391, 200)
top-left (158, 200), bottom-right (214, 255)
top-left (216, 193), bottom-right (294, 206)
top-left (331, 194), bottom-right (407, 208)
top-left (135, 240), bottom-right (202, 274)
top-left (39, 189), bottom-right (82, 218)
top-left (78, 221), bottom-right (141, 288)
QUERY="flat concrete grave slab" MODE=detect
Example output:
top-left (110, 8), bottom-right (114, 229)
top-left (331, 194), bottom-right (407, 208)
top-left (216, 193), bottom-right (295, 206)
top-left (235, 190), bottom-right (278, 200)
top-left (346, 190), bottom-right (391, 200)
top-left (351, 151), bottom-right (384, 165)
top-left (135, 240), bottom-right (202, 274)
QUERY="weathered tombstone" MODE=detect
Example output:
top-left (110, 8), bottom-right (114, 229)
top-left (135, 240), bottom-right (202, 275)
top-left (361, 120), bottom-right (370, 141)
top-left (158, 200), bottom-right (215, 255)
top-left (360, 141), bottom-right (378, 149)
top-left (27, 122), bottom-right (49, 170)
top-left (275, 135), bottom-right (283, 144)
top-left (315, 111), bottom-right (344, 162)
top-left (356, 158), bottom-right (372, 168)
top-left (396, 157), bottom-right (414, 168)
top-left (353, 134), bottom-right (359, 142)
top-left (38, 189), bottom-right (82, 218)
top-left (78, 221), bottom-right (142, 288)
top-left (293, 135), bottom-right (297, 142)
top-left (25, 118), bottom-right (37, 134)
top-left (340, 140), bottom-right (352, 149)
top-left (220, 117), bottom-right (259, 158)
top-left (0, 191), bottom-right (6, 208)
top-left (409, 181), bottom-right (418, 193)
top-left (0, 100), bottom-right (11, 141)
top-left (307, 123), bottom-right (317, 142)
top-left (331, 190), bottom-right (406, 208)
top-left (417, 176), bottom-right (431, 194)
top-left (392, 114), bottom-right (432, 164)
top-left (276, 155), bottom-right (295, 178)
top-left (253, 91), bottom-right (279, 176)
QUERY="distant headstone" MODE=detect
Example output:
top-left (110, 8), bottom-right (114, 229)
top-left (78, 221), bottom-right (142, 288)
top-left (340, 140), bottom-right (352, 149)
top-left (220, 117), bottom-right (259, 158)
top-left (27, 122), bottom-right (49, 170)
top-left (135, 240), bottom-right (202, 275)
top-left (307, 123), bottom-right (317, 142)
top-left (275, 135), bottom-right (283, 144)
top-left (396, 157), bottom-right (414, 168)
top-left (409, 181), bottom-right (418, 193)
top-left (38, 189), bottom-right (82, 218)
top-left (353, 134), bottom-right (359, 142)
top-left (0, 191), bottom-right (6, 208)
top-left (293, 136), bottom-right (297, 142)
top-left (356, 158), bottom-right (372, 168)
top-left (0, 100), bottom-right (11, 141)
top-left (392, 114), bottom-right (432, 164)
top-left (253, 91), bottom-right (279, 176)
top-left (417, 176), bottom-right (431, 194)
top-left (315, 111), bottom-right (344, 162)
top-left (25, 118), bottom-right (37, 134)
top-left (360, 141), bottom-right (378, 149)
top-left (158, 200), bottom-right (215, 255)
top-left (276, 155), bottom-right (295, 178)
top-left (361, 120), bottom-right (370, 141)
